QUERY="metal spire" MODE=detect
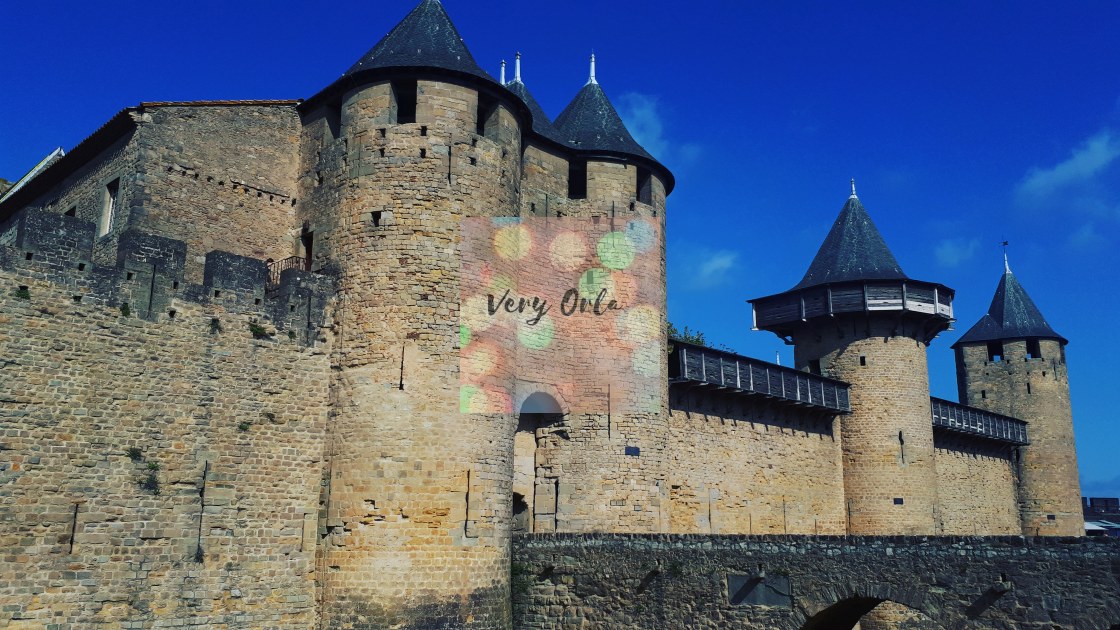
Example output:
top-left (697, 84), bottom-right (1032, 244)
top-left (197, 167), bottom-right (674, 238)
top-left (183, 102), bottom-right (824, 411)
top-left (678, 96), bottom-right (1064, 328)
top-left (514, 51), bottom-right (522, 83)
top-left (500, 59), bottom-right (506, 85)
top-left (849, 178), bottom-right (858, 199)
top-left (1002, 240), bottom-right (1011, 273)
top-left (588, 53), bottom-right (597, 85)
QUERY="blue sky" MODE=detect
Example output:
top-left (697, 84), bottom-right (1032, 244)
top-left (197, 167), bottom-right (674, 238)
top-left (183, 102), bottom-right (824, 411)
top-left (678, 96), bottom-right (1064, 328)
top-left (2, 1), bottom-right (1118, 498)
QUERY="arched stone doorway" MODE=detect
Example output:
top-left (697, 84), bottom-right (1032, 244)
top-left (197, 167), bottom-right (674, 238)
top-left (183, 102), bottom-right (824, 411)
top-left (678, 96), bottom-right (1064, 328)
top-left (513, 392), bottom-right (564, 533)
top-left (803, 598), bottom-right (936, 629)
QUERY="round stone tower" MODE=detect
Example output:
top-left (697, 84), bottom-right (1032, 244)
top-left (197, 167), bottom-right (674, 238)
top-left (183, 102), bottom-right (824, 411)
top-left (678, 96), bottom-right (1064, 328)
top-left (952, 258), bottom-right (1082, 536)
top-left (298, 1), bottom-right (525, 627)
top-left (294, 2), bottom-right (674, 627)
top-left (750, 184), bottom-right (954, 534)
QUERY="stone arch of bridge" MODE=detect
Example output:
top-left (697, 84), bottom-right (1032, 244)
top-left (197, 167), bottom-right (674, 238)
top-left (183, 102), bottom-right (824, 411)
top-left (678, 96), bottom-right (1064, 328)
top-left (799, 582), bottom-right (931, 630)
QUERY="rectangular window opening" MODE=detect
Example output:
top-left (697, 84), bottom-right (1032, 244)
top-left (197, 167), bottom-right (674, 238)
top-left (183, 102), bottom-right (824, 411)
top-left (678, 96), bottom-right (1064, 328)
top-left (636, 167), bottom-right (653, 205)
top-left (391, 79), bottom-right (418, 124)
top-left (371, 211), bottom-right (382, 227)
top-left (808, 359), bottom-right (822, 375)
top-left (99, 178), bottom-right (120, 237)
top-left (476, 92), bottom-right (500, 138)
top-left (986, 341), bottom-right (1003, 362)
top-left (324, 101), bottom-right (342, 140)
top-left (1026, 338), bottom-right (1042, 359)
top-left (568, 160), bottom-right (587, 200)
top-left (859, 355), bottom-right (867, 367)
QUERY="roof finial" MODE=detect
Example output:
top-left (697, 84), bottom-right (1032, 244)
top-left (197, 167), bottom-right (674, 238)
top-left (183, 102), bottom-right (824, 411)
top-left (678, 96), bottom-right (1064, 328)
top-left (588, 53), bottom-right (597, 85)
top-left (500, 59), bottom-right (506, 85)
top-left (514, 51), bottom-right (522, 83)
top-left (1002, 240), bottom-right (1011, 273)
top-left (849, 178), bottom-right (858, 199)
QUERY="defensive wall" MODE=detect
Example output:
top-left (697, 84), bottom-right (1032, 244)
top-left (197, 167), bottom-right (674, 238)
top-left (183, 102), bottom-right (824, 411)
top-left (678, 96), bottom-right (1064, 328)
top-left (512, 533), bottom-right (1120, 629)
top-left (0, 209), bottom-right (332, 628)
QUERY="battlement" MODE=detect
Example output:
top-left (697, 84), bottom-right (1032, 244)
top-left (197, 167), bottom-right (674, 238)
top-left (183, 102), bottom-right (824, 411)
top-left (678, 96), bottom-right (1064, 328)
top-left (0, 209), bottom-right (333, 341)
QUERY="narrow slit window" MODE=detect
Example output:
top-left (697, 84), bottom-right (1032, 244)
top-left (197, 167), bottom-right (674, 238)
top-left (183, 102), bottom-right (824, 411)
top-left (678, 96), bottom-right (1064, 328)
top-left (391, 79), bottom-right (418, 124)
top-left (99, 178), bottom-right (120, 237)
top-left (568, 160), bottom-right (587, 200)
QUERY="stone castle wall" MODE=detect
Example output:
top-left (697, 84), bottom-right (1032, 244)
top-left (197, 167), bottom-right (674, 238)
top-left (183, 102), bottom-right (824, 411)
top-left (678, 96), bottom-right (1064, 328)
top-left (666, 388), bottom-right (846, 535)
top-left (933, 437), bottom-right (1021, 535)
top-left (0, 211), bottom-right (333, 628)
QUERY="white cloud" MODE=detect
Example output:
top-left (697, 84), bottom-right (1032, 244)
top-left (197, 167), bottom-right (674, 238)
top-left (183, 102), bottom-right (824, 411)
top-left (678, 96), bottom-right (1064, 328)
top-left (1016, 130), bottom-right (1120, 201)
top-left (934, 237), bottom-right (980, 268)
top-left (1067, 222), bottom-right (1106, 250)
top-left (685, 249), bottom-right (738, 290)
top-left (618, 93), bottom-right (701, 167)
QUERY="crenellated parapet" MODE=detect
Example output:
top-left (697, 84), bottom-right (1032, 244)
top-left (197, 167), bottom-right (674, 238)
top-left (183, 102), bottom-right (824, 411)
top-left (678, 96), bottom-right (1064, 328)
top-left (0, 209), bottom-right (333, 339)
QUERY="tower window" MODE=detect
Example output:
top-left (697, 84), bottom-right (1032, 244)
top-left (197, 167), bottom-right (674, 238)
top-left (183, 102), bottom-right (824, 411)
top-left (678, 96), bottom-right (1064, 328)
top-left (324, 101), bottom-right (341, 140)
top-left (392, 79), bottom-right (417, 124)
top-left (476, 92), bottom-right (499, 138)
top-left (636, 167), bottom-right (652, 205)
top-left (859, 355), bottom-right (867, 367)
top-left (986, 341), bottom-right (1003, 362)
top-left (1026, 339), bottom-right (1042, 359)
top-left (98, 178), bottom-right (119, 237)
top-left (808, 359), bottom-right (821, 375)
top-left (981, 390), bottom-right (986, 399)
top-left (568, 160), bottom-right (587, 200)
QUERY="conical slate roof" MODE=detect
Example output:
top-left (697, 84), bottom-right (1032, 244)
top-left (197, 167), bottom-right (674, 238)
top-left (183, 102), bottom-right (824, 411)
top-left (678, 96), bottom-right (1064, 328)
top-left (345, 0), bottom-right (494, 83)
top-left (506, 80), bottom-right (564, 143)
top-left (793, 194), bottom-right (907, 290)
top-left (553, 82), bottom-right (655, 161)
top-left (954, 269), bottom-right (1066, 346)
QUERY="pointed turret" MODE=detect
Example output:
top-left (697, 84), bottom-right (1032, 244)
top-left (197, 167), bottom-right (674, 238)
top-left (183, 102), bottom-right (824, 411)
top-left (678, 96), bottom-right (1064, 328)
top-left (553, 56), bottom-right (656, 162)
top-left (953, 260), bottom-right (1081, 536)
top-left (751, 186), bottom-right (954, 342)
top-left (793, 187), bottom-right (907, 290)
top-left (505, 53), bottom-right (565, 143)
top-left (344, 0), bottom-right (494, 83)
top-left (953, 266), bottom-right (1066, 347)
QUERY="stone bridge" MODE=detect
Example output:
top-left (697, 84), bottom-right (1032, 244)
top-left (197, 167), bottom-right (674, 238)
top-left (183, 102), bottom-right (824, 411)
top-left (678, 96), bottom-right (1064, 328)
top-left (512, 533), bottom-right (1120, 629)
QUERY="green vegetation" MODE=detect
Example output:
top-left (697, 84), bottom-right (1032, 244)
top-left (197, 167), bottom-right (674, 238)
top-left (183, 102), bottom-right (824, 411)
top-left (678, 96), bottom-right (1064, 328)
top-left (248, 322), bottom-right (269, 339)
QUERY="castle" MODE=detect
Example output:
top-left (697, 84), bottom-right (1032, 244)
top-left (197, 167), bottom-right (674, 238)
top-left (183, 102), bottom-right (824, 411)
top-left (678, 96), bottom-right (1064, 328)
top-left (0, 1), bottom-right (1102, 628)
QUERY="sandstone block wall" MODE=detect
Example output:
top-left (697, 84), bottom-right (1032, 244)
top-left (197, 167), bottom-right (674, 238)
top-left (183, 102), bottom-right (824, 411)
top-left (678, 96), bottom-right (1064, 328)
top-left (933, 437), bottom-right (1020, 535)
top-left (795, 317), bottom-right (939, 534)
top-left (957, 339), bottom-right (1083, 535)
top-left (0, 215), bottom-right (332, 628)
top-left (130, 104), bottom-right (302, 281)
top-left (667, 388), bottom-right (846, 535)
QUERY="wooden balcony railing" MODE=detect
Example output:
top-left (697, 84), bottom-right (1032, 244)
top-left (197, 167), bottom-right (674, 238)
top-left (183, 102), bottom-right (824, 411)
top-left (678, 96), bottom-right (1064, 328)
top-left (930, 397), bottom-right (1029, 445)
top-left (669, 340), bottom-right (851, 413)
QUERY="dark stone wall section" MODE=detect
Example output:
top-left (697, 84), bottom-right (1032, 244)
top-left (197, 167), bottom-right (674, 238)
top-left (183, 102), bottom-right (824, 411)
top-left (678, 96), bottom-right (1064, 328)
top-left (512, 533), bottom-right (1120, 629)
